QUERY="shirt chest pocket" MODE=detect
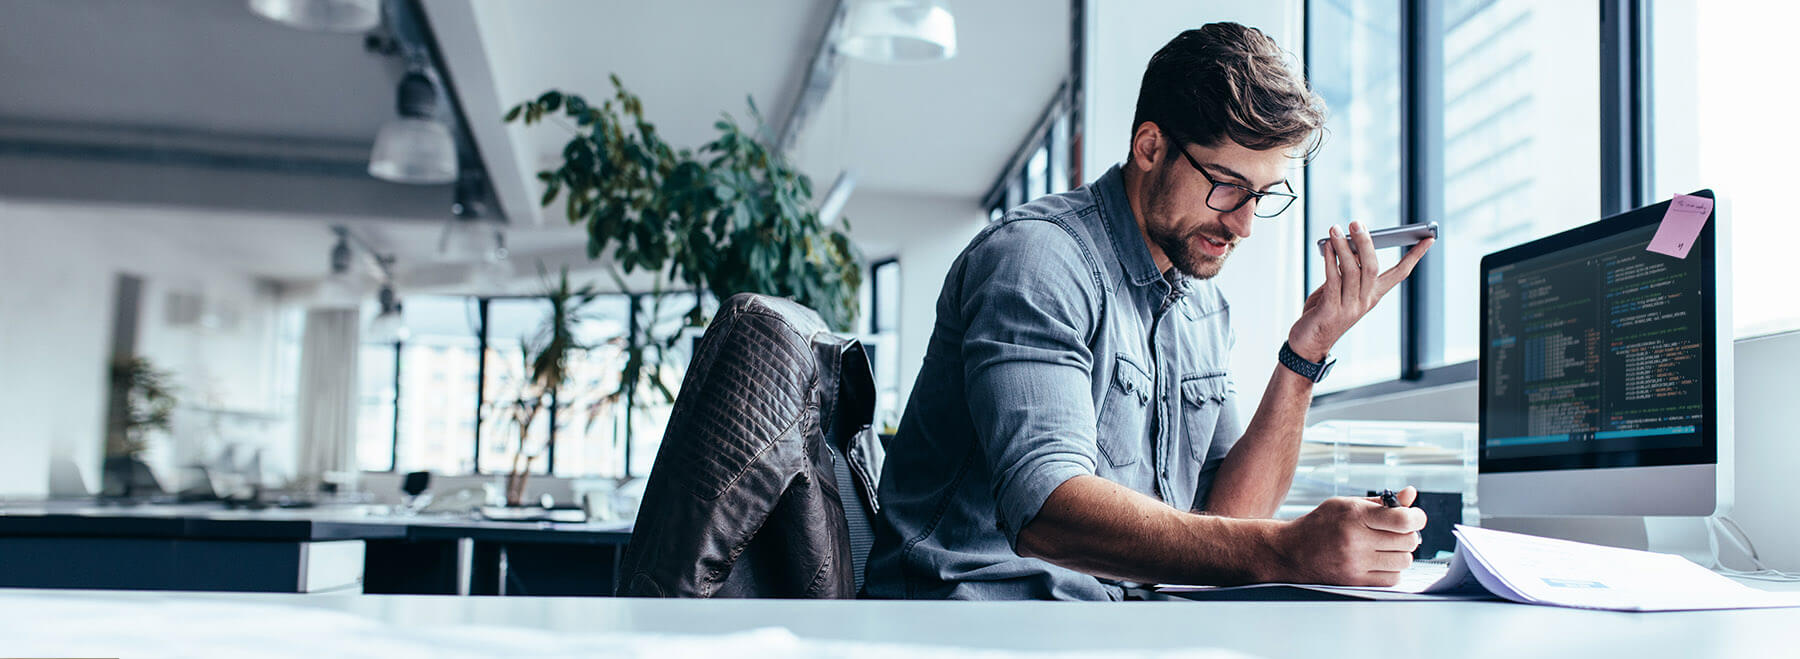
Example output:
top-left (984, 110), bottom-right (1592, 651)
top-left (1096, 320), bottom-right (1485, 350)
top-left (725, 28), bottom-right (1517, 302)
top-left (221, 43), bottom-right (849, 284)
top-left (1095, 353), bottom-right (1152, 468)
top-left (1181, 372), bottom-right (1230, 463)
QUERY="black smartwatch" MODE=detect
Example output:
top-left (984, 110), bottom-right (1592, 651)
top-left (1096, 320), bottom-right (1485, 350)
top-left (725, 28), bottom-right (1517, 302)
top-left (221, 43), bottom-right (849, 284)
top-left (1278, 341), bottom-right (1336, 383)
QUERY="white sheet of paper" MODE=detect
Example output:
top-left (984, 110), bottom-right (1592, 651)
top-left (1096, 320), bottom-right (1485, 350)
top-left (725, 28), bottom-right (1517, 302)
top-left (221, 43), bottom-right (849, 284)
top-left (1157, 525), bottom-right (1800, 611)
top-left (1450, 524), bottom-right (1800, 612)
top-left (1156, 560), bottom-right (1491, 601)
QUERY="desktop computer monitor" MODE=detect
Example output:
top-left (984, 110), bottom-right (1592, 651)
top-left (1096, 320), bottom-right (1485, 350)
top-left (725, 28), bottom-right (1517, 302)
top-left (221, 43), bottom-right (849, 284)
top-left (1477, 190), bottom-right (1731, 518)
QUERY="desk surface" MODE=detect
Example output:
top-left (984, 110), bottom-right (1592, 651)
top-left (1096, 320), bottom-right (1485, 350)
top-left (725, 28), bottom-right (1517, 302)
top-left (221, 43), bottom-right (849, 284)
top-left (0, 501), bottom-right (632, 543)
top-left (0, 502), bottom-right (409, 540)
top-left (3, 587), bottom-right (1797, 658)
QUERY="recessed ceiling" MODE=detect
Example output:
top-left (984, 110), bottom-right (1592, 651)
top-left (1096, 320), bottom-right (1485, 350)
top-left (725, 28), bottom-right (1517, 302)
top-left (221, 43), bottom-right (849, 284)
top-left (0, 0), bottom-right (394, 139)
top-left (791, 0), bottom-right (1070, 198)
top-left (440, 0), bottom-right (1070, 226)
top-left (0, 0), bottom-right (461, 222)
top-left (0, 0), bottom-right (1071, 289)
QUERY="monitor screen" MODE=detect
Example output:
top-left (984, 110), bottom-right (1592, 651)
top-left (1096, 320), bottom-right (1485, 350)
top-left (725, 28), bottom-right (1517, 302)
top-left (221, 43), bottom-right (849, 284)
top-left (1479, 192), bottom-right (1718, 474)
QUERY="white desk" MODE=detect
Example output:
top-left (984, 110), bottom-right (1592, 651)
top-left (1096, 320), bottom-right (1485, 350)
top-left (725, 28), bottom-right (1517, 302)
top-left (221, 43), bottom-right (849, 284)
top-left (5, 586), bottom-right (1798, 658)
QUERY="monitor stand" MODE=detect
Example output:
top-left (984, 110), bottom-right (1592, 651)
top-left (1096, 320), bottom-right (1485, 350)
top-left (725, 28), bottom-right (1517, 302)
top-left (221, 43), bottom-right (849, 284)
top-left (1481, 515), bottom-right (1716, 566)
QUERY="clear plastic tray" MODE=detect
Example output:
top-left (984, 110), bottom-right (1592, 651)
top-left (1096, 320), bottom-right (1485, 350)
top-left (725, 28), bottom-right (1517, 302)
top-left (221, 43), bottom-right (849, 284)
top-left (1278, 420), bottom-right (1478, 523)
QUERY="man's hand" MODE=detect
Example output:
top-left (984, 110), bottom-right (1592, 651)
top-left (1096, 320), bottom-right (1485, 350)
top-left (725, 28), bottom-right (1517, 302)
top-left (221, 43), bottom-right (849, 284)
top-left (1287, 222), bottom-right (1435, 361)
top-left (1269, 486), bottom-right (1427, 586)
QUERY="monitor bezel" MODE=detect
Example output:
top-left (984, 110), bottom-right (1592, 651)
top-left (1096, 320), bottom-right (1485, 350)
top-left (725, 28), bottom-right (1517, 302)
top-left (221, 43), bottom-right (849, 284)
top-left (1478, 189), bottom-right (1719, 475)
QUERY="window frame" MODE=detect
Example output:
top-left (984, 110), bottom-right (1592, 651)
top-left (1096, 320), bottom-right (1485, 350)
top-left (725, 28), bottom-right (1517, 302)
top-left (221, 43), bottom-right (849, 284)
top-left (368, 291), bottom-right (682, 478)
top-left (983, 82), bottom-right (1077, 220)
top-left (1304, 0), bottom-right (1651, 405)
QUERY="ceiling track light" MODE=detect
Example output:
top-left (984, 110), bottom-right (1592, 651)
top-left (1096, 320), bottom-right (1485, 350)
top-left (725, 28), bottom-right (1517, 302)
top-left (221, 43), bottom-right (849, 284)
top-left (367, 282), bottom-right (409, 343)
top-left (440, 173), bottom-right (505, 263)
top-left (314, 226), bottom-right (364, 308)
top-left (329, 226), bottom-right (353, 275)
top-left (319, 227), bottom-right (408, 345)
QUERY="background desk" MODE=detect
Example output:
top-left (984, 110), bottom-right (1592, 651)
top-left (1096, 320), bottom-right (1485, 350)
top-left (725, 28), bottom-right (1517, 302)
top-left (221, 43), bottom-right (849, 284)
top-left (0, 503), bottom-right (404, 592)
top-left (4, 587), bottom-right (1799, 658)
top-left (369, 518), bottom-right (633, 596)
top-left (0, 503), bottom-right (631, 595)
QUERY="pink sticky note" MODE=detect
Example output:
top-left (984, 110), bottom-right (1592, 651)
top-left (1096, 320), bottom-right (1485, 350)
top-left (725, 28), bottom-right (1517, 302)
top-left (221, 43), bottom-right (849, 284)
top-left (1646, 194), bottom-right (1714, 259)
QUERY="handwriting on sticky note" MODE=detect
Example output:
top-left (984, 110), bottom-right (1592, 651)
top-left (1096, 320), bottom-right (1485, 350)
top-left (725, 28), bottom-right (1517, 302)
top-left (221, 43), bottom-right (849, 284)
top-left (1646, 194), bottom-right (1714, 259)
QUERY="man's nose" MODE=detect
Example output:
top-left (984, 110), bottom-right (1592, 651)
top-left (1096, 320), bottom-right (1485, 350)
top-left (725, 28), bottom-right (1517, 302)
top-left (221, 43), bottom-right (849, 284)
top-left (1224, 205), bottom-right (1254, 241)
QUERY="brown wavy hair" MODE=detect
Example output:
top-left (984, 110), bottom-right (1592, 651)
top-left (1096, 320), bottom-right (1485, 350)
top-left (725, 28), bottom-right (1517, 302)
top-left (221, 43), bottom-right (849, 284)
top-left (1132, 23), bottom-right (1326, 160)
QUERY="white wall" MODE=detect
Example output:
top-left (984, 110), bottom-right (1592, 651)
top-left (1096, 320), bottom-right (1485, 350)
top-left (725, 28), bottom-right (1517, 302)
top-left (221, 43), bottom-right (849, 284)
top-left (0, 199), bottom-right (295, 498)
top-left (1081, 0), bottom-right (1309, 419)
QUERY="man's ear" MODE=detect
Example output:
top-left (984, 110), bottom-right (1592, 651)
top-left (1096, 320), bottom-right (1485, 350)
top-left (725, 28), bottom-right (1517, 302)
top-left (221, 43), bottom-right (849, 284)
top-left (1129, 122), bottom-right (1166, 174)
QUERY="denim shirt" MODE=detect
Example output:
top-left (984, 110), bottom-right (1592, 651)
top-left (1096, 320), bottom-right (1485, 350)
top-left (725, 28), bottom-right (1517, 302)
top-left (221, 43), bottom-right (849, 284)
top-left (865, 164), bottom-right (1243, 601)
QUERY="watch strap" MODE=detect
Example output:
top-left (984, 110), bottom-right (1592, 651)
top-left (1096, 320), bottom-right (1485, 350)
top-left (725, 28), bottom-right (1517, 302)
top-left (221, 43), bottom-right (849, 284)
top-left (1279, 341), bottom-right (1334, 383)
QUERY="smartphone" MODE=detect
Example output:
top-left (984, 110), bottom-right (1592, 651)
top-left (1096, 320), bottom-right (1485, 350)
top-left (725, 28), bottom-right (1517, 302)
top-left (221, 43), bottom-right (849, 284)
top-left (1316, 221), bottom-right (1438, 253)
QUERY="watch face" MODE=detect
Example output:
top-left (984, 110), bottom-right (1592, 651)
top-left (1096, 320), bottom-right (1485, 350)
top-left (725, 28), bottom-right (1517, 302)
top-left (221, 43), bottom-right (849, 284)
top-left (1316, 359), bottom-right (1335, 382)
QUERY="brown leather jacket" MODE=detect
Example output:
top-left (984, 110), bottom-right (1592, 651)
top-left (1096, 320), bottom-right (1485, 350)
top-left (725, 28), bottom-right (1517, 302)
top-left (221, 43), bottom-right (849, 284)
top-left (616, 293), bottom-right (879, 598)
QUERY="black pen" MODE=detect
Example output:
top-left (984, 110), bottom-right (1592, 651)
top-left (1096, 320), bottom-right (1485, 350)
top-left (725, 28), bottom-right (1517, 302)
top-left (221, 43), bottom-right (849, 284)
top-left (1369, 489), bottom-right (1400, 508)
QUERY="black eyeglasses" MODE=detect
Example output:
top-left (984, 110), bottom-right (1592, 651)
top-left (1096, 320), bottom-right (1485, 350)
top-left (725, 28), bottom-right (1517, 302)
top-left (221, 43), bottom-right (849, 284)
top-left (1173, 146), bottom-right (1298, 218)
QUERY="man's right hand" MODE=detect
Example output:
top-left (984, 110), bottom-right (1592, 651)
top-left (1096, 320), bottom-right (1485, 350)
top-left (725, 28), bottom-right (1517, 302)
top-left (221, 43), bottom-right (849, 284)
top-left (1269, 486), bottom-right (1427, 586)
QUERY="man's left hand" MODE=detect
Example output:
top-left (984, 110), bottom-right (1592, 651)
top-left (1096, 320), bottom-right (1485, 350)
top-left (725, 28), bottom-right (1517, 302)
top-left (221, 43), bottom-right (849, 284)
top-left (1287, 222), bottom-right (1435, 362)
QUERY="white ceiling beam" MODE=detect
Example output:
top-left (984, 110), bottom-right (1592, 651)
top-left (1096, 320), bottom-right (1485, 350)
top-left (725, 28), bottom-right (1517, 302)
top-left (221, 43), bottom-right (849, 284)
top-left (418, 0), bottom-right (542, 227)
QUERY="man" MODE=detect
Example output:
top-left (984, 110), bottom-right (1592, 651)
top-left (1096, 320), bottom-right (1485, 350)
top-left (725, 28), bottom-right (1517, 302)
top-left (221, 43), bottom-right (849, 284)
top-left (864, 23), bottom-right (1436, 600)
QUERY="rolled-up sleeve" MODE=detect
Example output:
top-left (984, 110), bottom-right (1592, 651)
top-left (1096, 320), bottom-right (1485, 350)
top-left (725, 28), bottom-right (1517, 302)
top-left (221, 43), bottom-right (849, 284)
top-left (954, 219), bottom-right (1104, 548)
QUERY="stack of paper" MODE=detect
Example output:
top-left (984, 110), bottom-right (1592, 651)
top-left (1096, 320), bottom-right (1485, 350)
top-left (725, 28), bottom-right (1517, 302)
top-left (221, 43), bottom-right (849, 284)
top-left (1159, 525), bottom-right (1800, 612)
top-left (1439, 525), bottom-right (1800, 611)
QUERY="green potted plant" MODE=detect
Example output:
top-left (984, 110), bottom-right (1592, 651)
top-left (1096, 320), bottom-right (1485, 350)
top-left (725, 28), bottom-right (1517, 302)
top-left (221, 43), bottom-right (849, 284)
top-left (490, 266), bottom-right (603, 505)
top-left (504, 76), bottom-right (863, 427)
top-left (103, 356), bottom-right (179, 497)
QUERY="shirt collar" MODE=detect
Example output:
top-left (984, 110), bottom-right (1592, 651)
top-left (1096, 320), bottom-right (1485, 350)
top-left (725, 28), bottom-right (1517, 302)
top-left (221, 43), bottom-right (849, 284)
top-left (1093, 164), bottom-right (1165, 288)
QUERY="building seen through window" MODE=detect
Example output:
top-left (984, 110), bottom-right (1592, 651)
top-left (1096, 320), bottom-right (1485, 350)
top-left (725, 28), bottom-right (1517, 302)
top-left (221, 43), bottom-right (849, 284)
top-left (358, 292), bottom-right (697, 478)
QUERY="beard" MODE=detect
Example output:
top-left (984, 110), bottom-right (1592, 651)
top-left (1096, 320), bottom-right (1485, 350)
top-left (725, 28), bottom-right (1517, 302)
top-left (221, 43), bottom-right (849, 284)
top-left (1144, 163), bottom-right (1234, 280)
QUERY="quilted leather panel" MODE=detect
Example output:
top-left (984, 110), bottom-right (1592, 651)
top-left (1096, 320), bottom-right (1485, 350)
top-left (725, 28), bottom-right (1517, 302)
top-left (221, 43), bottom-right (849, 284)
top-left (663, 308), bottom-right (815, 501)
top-left (616, 293), bottom-right (876, 599)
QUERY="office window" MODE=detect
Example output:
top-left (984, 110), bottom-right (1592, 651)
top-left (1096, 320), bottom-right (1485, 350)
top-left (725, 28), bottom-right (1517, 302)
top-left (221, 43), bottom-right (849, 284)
top-left (1306, 0), bottom-right (1602, 392)
top-left (1306, 0), bottom-right (1404, 393)
top-left (868, 259), bottom-right (902, 429)
top-left (355, 291), bottom-right (694, 477)
top-left (390, 297), bottom-right (482, 474)
top-left (1649, 1), bottom-right (1800, 338)
top-left (552, 297), bottom-right (632, 477)
top-left (356, 342), bottom-right (398, 472)
top-left (1026, 144), bottom-right (1050, 200)
top-left (481, 297), bottom-right (554, 476)
top-left (984, 88), bottom-right (1075, 220)
top-left (1434, 0), bottom-right (1600, 367)
top-left (624, 294), bottom-right (705, 477)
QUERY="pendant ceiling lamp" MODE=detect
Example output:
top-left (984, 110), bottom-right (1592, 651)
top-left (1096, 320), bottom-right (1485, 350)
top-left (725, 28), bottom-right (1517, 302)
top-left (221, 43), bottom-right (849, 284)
top-left (368, 71), bottom-right (458, 185)
top-left (247, 0), bottom-right (380, 33)
top-left (838, 0), bottom-right (958, 63)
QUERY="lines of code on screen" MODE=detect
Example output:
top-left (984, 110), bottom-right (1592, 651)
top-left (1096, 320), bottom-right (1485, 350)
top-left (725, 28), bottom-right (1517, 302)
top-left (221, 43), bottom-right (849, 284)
top-left (1483, 225), bottom-right (1705, 459)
